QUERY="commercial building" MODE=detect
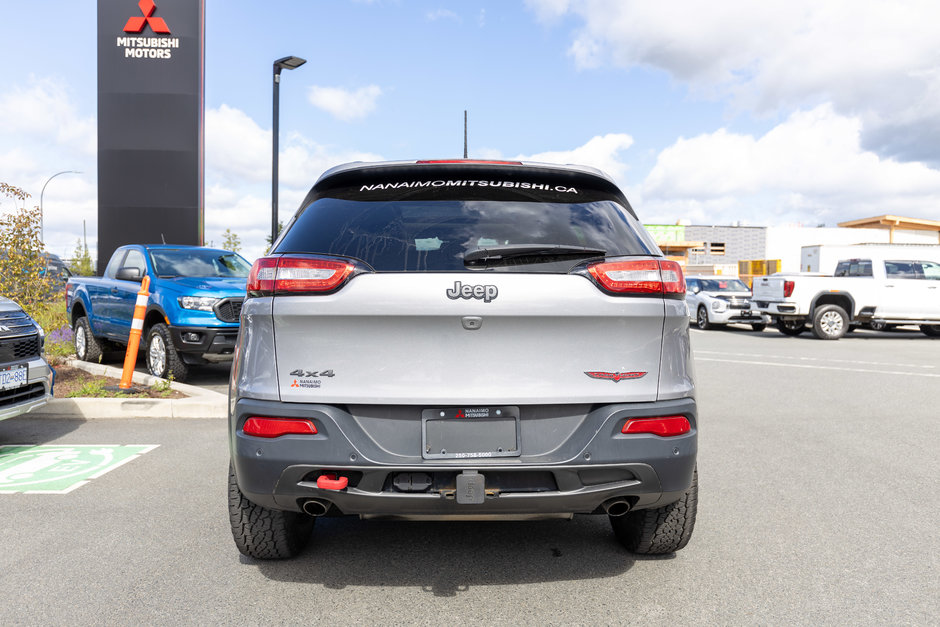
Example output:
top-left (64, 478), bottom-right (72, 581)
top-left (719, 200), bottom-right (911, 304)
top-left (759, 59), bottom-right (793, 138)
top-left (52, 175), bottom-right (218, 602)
top-left (647, 215), bottom-right (940, 275)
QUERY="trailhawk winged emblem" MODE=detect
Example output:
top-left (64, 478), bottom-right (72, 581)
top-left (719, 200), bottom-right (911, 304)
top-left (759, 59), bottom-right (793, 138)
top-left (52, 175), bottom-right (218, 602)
top-left (584, 371), bottom-right (647, 382)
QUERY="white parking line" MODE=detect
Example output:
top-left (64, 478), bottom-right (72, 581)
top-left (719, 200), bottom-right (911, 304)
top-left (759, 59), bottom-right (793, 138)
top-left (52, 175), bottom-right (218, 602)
top-left (694, 350), bottom-right (937, 369)
top-left (696, 357), bottom-right (940, 378)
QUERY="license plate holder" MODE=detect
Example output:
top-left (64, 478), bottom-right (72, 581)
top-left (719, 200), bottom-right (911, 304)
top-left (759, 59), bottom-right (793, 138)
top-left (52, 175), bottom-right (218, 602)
top-left (0, 363), bottom-right (28, 391)
top-left (422, 406), bottom-right (520, 460)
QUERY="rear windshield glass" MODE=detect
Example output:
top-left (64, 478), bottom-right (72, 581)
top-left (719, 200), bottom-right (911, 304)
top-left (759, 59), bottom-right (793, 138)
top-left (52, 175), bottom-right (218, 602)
top-left (276, 198), bottom-right (653, 272)
top-left (834, 260), bottom-right (873, 277)
top-left (149, 249), bottom-right (251, 278)
top-left (696, 279), bottom-right (750, 292)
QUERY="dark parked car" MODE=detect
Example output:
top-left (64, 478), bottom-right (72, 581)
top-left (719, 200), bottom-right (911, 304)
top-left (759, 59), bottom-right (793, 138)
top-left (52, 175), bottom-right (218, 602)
top-left (0, 295), bottom-right (54, 421)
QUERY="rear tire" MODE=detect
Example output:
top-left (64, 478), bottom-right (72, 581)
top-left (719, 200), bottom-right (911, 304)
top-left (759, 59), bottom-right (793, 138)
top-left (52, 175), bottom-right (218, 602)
top-left (146, 323), bottom-right (189, 382)
top-left (921, 324), bottom-right (940, 337)
top-left (776, 318), bottom-right (806, 336)
top-left (696, 306), bottom-right (712, 330)
top-left (73, 316), bottom-right (103, 363)
top-left (228, 463), bottom-right (314, 559)
top-left (812, 304), bottom-right (849, 340)
top-left (610, 470), bottom-right (698, 555)
top-left (750, 323), bottom-right (766, 332)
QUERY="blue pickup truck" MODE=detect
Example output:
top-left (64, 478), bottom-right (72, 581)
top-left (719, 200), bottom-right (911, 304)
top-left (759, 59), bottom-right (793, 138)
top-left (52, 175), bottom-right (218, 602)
top-left (66, 245), bottom-right (250, 382)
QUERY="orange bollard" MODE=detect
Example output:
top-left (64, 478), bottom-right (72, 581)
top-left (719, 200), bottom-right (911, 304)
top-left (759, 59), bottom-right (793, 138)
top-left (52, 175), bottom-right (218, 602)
top-left (119, 275), bottom-right (151, 389)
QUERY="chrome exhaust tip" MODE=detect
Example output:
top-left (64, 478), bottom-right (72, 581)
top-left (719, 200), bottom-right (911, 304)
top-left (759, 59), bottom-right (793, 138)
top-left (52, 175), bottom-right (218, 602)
top-left (602, 498), bottom-right (631, 517)
top-left (302, 499), bottom-right (330, 517)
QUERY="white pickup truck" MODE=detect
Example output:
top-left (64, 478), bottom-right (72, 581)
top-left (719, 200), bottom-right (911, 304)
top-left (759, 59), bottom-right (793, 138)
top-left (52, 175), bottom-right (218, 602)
top-left (751, 255), bottom-right (940, 339)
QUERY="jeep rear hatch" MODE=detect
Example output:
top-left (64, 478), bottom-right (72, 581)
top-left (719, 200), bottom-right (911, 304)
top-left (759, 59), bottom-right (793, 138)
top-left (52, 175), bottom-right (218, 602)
top-left (254, 162), bottom-right (686, 404)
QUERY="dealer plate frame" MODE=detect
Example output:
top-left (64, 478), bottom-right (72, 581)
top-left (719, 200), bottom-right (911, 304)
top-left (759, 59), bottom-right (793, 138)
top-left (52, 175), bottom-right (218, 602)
top-left (422, 406), bottom-right (521, 460)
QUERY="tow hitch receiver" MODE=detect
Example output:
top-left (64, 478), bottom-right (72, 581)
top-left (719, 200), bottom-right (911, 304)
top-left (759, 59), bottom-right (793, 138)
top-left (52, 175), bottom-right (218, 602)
top-left (316, 474), bottom-right (348, 491)
top-left (456, 470), bottom-right (485, 504)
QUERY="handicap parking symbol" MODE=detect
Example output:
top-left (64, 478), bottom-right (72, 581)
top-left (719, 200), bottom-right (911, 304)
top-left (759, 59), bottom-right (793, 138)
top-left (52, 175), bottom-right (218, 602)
top-left (0, 445), bottom-right (158, 494)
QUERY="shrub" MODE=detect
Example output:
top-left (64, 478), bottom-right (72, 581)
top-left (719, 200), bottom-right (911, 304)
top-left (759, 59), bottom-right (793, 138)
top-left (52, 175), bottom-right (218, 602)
top-left (0, 182), bottom-right (58, 315)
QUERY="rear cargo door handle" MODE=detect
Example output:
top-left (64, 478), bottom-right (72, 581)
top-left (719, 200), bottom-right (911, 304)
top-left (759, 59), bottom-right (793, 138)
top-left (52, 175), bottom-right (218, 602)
top-left (462, 316), bottom-right (483, 330)
top-left (110, 288), bottom-right (119, 295)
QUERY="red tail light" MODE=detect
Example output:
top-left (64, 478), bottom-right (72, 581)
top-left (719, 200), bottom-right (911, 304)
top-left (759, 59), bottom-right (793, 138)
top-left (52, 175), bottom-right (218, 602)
top-left (247, 255), bottom-right (360, 296)
top-left (783, 280), bottom-right (795, 298)
top-left (621, 415), bottom-right (691, 437)
top-left (243, 417), bottom-right (318, 438)
top-left (587, 259), bottom-right (685, 296)
top-left (247, 257), bottom-right (277, 295)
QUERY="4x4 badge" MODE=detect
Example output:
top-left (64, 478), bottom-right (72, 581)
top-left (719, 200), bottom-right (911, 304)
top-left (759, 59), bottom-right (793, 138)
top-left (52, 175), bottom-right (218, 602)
top-left (584, 371), bottom-right (647, 382)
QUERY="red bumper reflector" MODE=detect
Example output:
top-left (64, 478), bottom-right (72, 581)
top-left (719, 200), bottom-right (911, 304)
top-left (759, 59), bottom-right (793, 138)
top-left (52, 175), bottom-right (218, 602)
top-left (243, 417), bottom-right (318, 438)
top-left (621, 415), bottom-right (691, 437)
top-left (316, 474), bottom-right (348, 490)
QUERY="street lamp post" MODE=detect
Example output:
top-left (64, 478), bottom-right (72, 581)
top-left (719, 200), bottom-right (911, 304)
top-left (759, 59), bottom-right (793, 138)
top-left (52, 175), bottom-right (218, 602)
top-left (40, 170), bottom-right (81, 243)
top-left (272, 55), bottom-right (306, 246)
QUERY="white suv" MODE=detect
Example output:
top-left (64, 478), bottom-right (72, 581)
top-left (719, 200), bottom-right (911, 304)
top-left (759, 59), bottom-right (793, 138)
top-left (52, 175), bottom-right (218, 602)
top-left (686, 275), bottom-right (768, 331)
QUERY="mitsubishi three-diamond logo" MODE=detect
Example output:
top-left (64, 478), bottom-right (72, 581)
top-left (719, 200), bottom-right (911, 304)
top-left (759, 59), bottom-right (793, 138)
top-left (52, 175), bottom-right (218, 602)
top-left (116, 0), bottom-right (179, 60)
top-left (124, 0), bottom-right (171, 34)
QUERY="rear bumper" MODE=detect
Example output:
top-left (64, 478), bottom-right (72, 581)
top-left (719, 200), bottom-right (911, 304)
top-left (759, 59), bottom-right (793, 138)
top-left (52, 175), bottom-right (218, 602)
top-left (753, 301), bottom-right (801, 317)
top-left (230, 397), bottom-right (697, 516)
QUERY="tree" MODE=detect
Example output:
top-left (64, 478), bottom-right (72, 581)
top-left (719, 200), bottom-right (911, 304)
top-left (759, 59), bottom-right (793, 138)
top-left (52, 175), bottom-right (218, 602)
top-left (221, 228), bottom-right (242, 253)
top-left (0, 183), bottom-right (58, 312)
top-left (69, 238), bottom-right (95, 276)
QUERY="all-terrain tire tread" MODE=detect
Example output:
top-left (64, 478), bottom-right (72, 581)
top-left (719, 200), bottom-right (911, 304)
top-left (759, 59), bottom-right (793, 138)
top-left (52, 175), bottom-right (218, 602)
top-left (148, 323), bottom-right (190, 382)
top-left (74, 316), bottom-right (103, 363)
top-left (811, 304), bottom-right (848, 340)
top-left (228, 464), bottom-right (313, 560)
top-left (611, 470), bottom-right (698, 555)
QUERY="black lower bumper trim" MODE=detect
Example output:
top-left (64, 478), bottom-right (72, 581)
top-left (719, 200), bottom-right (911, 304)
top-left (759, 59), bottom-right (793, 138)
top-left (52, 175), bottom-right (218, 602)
top-left (169, 326), bottom-right (238, 356)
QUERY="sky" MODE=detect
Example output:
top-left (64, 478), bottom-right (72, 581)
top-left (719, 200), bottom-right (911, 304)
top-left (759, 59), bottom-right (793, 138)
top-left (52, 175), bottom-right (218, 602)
top-left (2, 0), bottom-right (940, 263)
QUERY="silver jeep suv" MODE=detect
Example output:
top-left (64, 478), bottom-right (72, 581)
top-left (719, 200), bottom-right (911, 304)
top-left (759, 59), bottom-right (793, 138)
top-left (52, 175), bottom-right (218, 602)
top-left (228, 160), bottom-right (698, 559)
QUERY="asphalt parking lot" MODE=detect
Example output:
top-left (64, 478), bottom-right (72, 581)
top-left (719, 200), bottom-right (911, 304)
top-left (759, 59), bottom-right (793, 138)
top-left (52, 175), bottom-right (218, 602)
top-left (1, 326), bottom-right (937, 624)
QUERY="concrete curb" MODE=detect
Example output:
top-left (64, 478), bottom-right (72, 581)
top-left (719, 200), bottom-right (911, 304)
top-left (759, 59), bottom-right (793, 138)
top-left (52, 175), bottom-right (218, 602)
top-left (29, 359), bottom-right (228, 420)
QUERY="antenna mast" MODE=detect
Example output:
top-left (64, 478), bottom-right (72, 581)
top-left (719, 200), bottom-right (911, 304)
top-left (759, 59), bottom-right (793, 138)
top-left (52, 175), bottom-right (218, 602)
top-left (463, 110), bottom-right (468, 159)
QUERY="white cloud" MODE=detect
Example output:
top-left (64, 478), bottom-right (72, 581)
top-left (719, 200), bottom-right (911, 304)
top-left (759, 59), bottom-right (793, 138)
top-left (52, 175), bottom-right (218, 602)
top-left (204, 104), bottom-right (383, 260)
top-left (528, 0), bottom-right (940, 164)
top-left (637, 105), bottom-right (940, 226)
top-left (0, 77), bottom-right (97, 260)
top-left (307, 85), bottom-right (383, 121)
top-left (477, 133), bottom-right (634, 180)
top-left (205, 105), bottom-right (271, 184)
top-left (0, 77), bottom-right (96, 156)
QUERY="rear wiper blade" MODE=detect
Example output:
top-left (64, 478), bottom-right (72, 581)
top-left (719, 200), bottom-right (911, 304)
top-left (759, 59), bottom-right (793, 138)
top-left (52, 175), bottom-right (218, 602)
top-left (464, 244), bottom-right (606, 264)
